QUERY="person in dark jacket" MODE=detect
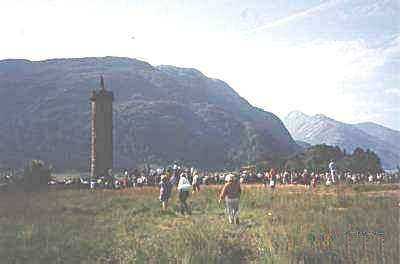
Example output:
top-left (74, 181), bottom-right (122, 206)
top-left (159, 175), bottom-right (172, 211)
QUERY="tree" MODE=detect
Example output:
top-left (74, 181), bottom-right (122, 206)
top-left (347, 148), bottom-right (382, 173)
top-left (23, 160), bottom-right (51, 190)
top-left (283, 145), bottom-right (382, 173)
top-left (285, 153), bottom-right (306, 172)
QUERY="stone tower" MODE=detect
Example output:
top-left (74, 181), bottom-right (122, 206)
top-left (90, 76), bottom-right (113, 179)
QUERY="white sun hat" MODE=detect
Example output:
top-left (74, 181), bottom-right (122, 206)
top-left (225, 174), bottom-right (234, 182)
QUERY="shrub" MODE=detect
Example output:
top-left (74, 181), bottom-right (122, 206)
top-left (22, 160), bottom-right (51, 190)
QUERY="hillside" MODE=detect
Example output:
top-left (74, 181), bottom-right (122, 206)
top-left (355, 122), bottom-right (400, 148)
top-left (0, 57), bottom-right (298, 170)
top-left (283, 111), bottom-right (400, 169)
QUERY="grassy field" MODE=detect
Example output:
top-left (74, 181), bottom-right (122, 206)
top-left (0, 185), bottom-right (398, 264)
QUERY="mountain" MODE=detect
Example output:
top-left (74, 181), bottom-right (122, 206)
top-left (0, 57), bottom-right (298, 170)
top-left (283, 111), bottom-right (400, 169)
top-left (295, 140), bottom-right (312, 149)
top-left (354, 122), bottom-right (400, 148)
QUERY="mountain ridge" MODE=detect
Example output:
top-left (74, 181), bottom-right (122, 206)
top-left (0, 56), bottom-right (299, 170)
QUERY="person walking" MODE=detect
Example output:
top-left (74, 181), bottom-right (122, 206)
top-left (311, 173), bottom-right (317, 188)
top-left (329, 160), bottom-right (337, 184)
top-left (192, 171), bottom-right (201, 193)
top-left (263, 170), bottom-right (270, 187)
top-left (219, 174), bottom-right (241, 224)
top-left (302, 169), bottom-right (310, 187)
top-left (159, 175), bottom-right (172, 211)
top-left (269, 168), bottom-right (277, 190)
top-left (177, 173), bottom-right (192, 215)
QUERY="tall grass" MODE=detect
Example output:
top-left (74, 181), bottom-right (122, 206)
top-left (0, 185), bottom-right (398, 263)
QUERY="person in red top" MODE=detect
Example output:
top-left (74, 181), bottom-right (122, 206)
top-left (219, 174), bottom-right (241, 224)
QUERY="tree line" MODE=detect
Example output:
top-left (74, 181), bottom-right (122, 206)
top-left (283, 144), bottom-right (383, 173)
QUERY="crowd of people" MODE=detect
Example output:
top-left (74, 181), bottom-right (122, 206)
top-left (91, 161), bottom-right (399, 191)
top-left (2, 161), bottom-right (399, 224)
top-left (84, 160), bottom-right (399, 224)
top-left (156, 167), bottom-right (242, 224)
top-left (2, 160), bottom-right (399, 189)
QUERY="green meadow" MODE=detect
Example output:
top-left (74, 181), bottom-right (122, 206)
top-left (0, 185), bottom-right (398, 263)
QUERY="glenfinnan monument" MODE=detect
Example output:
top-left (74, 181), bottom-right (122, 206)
top-left (90, 76), bottom-right (113, 179)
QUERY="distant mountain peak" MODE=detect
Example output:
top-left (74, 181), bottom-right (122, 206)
top-left (286, 110), bottom-right (309, 119)
top-left (283, 111), bottom-right (400, 169)
top-left (312, 113), bottom-right (337, 123)
top-left (313, 113), bottom-right (327, 119)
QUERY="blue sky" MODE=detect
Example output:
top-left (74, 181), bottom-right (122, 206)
top-left (1, 0), bottom-right (399, 129)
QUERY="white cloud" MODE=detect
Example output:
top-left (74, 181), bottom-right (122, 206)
top-left (131, 31), bottom-right (399, 128)
top-left (198, 36), bottom-right (400, 129)
top-left (243, 0), bottom-right (348, 34)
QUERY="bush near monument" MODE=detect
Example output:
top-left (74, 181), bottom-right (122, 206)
top-left (22, 160), bottom-right (52, 190)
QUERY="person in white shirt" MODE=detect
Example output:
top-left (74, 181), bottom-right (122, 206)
top-left (192, 172), bottom-right (200, 193)
top-left (368, 174), bottom-right (373, 183)
top-left (329, 160), bottom-right (337, 183)
top-left (177, 174), bottom-right (192, 215)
